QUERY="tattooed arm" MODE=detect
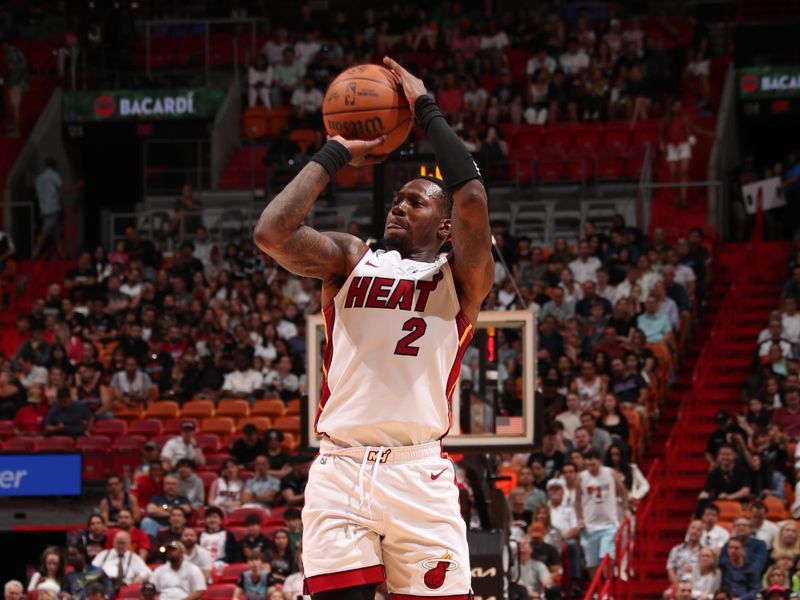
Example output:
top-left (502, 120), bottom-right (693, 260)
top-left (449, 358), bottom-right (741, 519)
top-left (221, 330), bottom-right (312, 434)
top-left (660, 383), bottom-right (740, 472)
top-left (253, 135), bottom-right (385, 303)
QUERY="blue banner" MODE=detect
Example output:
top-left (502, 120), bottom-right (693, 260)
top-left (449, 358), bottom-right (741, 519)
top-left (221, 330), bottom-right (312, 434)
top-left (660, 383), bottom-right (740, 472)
top-left (0, 454), bottom-right (82, 496)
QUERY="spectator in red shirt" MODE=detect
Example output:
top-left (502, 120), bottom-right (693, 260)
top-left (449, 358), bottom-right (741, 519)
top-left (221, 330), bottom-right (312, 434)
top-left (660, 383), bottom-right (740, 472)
top-left (1, 315), bottom-right (30, 358)
top-left (12, 387), bottom-right (48, 434)
top-left (133, 460), bottom-right (165, 507)
top-left (774, 388), bottom-right (800, 440)
top-left (106, 508), bottom-right (150, 560)
top-left (437, 72), bottom-right (463, 120)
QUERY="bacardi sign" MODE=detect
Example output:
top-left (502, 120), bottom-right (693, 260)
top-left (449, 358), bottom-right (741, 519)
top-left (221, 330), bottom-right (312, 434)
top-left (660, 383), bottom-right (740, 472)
top-left (63, 88), bottom-right (226, 122)
top-left (739, 66), bottom-right (800, 99)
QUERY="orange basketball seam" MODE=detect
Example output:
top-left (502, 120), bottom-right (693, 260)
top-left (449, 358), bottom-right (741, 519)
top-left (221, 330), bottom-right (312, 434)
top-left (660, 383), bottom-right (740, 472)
top-left (324, 107), bottom-right (409, 116)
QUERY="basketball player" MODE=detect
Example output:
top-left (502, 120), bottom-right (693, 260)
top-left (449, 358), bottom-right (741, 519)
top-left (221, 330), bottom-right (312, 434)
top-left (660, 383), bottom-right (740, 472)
top-left (254, 56), bottom-right (493, 599)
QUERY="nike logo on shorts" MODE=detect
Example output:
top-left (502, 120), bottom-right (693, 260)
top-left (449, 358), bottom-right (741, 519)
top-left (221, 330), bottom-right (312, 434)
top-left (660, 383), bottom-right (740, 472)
top-left (366, 260), bottom-right (380, 267)
top-left (430, 468), bottom-right (447, 480)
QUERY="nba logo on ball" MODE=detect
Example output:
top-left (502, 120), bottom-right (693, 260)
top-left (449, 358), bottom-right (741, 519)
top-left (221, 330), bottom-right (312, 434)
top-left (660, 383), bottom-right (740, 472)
top-left (345, 82), bottom-right (357, 106)
top-left (422, 552), bottom-right (459, 590)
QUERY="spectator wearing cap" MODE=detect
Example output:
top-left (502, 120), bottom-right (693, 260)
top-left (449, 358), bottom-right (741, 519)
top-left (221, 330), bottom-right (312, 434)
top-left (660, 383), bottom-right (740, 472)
top-left (150, 508), bottom-right (187, 564)
top-left (110, 356), bottom-right (155, 409)
top-left (44, 387), bottom-right (93, 437)
top-left (106, 509), bottom-right (150, 560)
top-left (546, 478), bottom-right (580, 581)
top-left (139, 582), bottom-right (158, 600)
top-left (280, 454), bottom-right (311, 506)
top-left (199, 507), bottom-right (237, 569)
top-left (241, 454), bottom-right (281, 510)
top-left (160, 421), bottom-right (205, 471)
top-left (141, 475), bottom-right (192, 539)
top-left (775, 388), bottom-right (800, 440)
top-left (148, 541), bottom-right (206, 600)
top-left (92, 531), bottom-right (151, 590)
top-left (63, 544), bottom-right (109, 600)
top-left (264, 429), bottom-right (291, 478)
top-left (230, 424), bottom-right (268, 469)
top-left (208, 459), bottom-right (244, 514)
top-left (527, 522), bottom-right (562, 579)
top-left (180, 528), bottom-right (212, 583)
top-left (174, 459), bottom-right (205, 509)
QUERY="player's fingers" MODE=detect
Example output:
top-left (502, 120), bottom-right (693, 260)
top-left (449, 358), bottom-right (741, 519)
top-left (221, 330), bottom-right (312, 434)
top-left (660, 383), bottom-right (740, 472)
top-left (362, 135), bottom-right (387, 151)
top-left (383, 56), bottom-right (406, 77)
top-left (359, 154), bottom-right (390, 165)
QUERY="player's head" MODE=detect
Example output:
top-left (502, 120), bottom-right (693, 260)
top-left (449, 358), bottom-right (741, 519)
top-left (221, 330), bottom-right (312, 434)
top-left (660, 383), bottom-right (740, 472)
top-left (384, 176), bottom-right (452, 256)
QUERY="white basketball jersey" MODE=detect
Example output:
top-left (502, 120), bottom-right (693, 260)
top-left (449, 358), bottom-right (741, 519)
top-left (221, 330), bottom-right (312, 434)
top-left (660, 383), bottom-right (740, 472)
top-left (315, 248), bottom-right (473, 447)
top-left (578, 466), bottom-right (620, 532)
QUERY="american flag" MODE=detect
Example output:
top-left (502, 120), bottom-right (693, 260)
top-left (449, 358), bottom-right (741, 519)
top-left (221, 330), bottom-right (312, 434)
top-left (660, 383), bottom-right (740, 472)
top-left (495, 416), bottom-right (524, 435)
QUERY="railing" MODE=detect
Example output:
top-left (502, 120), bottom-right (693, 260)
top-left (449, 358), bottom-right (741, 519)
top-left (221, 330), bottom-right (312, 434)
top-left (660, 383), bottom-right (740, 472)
top-left (143, 138), bottom-right (212, 197)
top-left (708, 64), bottom-right (739, 238)
top-left (583, 517), bottom-right (634, 600)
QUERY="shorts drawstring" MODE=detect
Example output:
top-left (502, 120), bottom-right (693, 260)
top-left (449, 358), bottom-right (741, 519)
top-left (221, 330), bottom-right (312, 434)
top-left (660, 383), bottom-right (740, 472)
top-left (326, 445), bottom-right (387, 515)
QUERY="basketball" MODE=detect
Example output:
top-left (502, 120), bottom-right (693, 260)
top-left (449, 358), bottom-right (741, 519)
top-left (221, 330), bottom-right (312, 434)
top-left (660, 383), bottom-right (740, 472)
top-left (322, 64), bottom-right (413, 156)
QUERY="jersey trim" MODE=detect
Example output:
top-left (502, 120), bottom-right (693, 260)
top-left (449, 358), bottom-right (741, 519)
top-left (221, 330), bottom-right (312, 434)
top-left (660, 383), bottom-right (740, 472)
top-left (314, 299), bottom-right (336, 434)
top-left (440, 309), bottom-right (473, 440)
top-left (303, 564), bottom-right (386, 594)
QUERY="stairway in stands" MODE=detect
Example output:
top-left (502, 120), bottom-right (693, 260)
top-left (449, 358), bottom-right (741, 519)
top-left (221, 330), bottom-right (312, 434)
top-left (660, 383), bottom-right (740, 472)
top-left (633, 241), bottom-right (790, 597)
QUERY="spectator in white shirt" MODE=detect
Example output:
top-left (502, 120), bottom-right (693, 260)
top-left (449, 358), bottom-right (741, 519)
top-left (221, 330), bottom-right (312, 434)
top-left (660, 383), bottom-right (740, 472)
top-left (698, 504), bottom-right (730, 551)
top-left (262, 355), bottom-right (299, 399)
top-left (17, 354), bottom-right (48, 390)
top-left (191, 226), bottom-right (213, 266)
top-left (148, 541), bottom-right (206, 600)
top-left (782, 296), bottom-right (800, 344)
top-left (92, 532), bottom-right (151, 587)
top-left (110, 356), bottom-right (154, 407)
top-left (248, 55), bottom-right (273, 109)
top-left (161, 421), bottom-right (206, 471)
top-left (596, 268), bottom-right (616, 304)
top-left (568, 240), bottom-right (602, 284)
top-left (750, 501), bottom-right (779, 549)
top-left (290, 77), bottom-right (323, 128)
top-left (222, 354), bottom-right (264, 399)
top-left (294, 31), bottom-right (321, 66)
top-left (262, 28), bottom-right (288, 65)
top-left (180, 528), bottom-right (213, 583)
top-left (559, 39), bottom-right (590, 77)
top-left (546, 479), bottom-right (581, 582)
top-left (526, 47), bottom-right (557, 76)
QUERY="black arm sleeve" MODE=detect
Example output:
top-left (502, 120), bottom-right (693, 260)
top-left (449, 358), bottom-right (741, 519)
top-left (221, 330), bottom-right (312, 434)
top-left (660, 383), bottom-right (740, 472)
top-left (415, 95), bottom-right (482, 192)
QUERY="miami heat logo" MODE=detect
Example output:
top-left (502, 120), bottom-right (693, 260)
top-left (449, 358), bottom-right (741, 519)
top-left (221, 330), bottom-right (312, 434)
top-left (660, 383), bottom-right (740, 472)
top-left (422, 551), bottom-right (458, 589)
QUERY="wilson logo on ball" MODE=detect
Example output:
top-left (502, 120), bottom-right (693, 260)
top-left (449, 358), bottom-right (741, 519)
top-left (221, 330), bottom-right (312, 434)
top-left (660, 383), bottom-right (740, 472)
top-left (326, 116), bottom-right (385, 136)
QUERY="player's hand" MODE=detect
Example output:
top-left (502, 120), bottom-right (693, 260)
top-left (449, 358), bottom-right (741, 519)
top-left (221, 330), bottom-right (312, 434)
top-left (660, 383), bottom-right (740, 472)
top-left (383, 56), bottom-right (427, 112)
top-left (328, 135), bottom-right (388, 167)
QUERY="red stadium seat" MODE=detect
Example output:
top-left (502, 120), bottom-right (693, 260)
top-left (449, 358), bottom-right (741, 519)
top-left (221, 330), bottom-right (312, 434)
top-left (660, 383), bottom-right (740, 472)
top-left (228, 526), bottom-right (249, 542)
top-left (144, 401), bottom-right (180, 420)
top-left (181, 400), bottom-right (215, 419)
top-left (91, 419), bottom-right (127, 436)
top-left (238, 470), bottom-right (254, 483)
top-left (543, 127), bottom-right (572, 150)
top-left (113, 435), bottom-right (147, 451)
top-left (602, 123), bottom-right (631, 149)
top-left (222, 433), bottom-right (243, 449)
top-left (236, 417), bottom-right (271, 434)
top-left (227, 506), bottom-right (268, 527)
top-left (263, 524), bottom-right (288, 540)
top-left (203, 584), bottom-right (236, 600)
top-left (596, 147), bottom-right (625, 180)
top-left (154, 433), bottom-right (174, 449)
top-left (204, 453), bottom-right (230, 472)
top-left (37, 436), bottom-right (74, 451)
top-left (4, 437), bottom-right (37, 452)
top-left (624, 144), bottom-right (648, 178)
top-left (218, 563), bottom-right (250, 583)
top-left (535, 147), bottom-right (566, 181)
top-left (285, 399), bottom-right (300, 416)
top-left (250, 399), bottom-right (285, 419)
top-left (197, 471), bottom-right (218, 497)
top-left (566, 147), bottom-right (595, 181)
top-left (0, 420), bottom-right (15, 439)
top-left (77, 435), bottom-right (111, 480)
top-left (632, 121), bottom-right (660, 149)
top-left (511, 129), bottom-right (543, 156)
top-left (272, 415), bottom-right (300, 433)
top-left (215, 400), bottom-right (249, 420)
top-left (196, 433), bottom-right (221, 454)
top-left (572, 124), bottom-right (603, 149)
top-left (201, 417), bottom-right (236, 435)
top-left (242, 106), bottom-right (270, 139)
top-left (128, 419), bottom-right (163, 437)
top-left (269, 505), bottom-right (290, 520)
top-left (111, 435), bottom-right (147, 476)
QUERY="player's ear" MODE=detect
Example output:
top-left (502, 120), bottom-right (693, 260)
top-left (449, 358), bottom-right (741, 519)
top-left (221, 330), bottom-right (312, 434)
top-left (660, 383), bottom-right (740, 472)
top-left (438, 218), bottom-right (452, 241)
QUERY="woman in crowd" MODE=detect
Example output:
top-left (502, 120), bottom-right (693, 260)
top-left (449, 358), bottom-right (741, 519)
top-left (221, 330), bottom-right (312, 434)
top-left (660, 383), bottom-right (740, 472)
top-left (208, 459), bottom-right (244, 514)
top-left (605, 441), bottom-right (649, 514)
top-left (27, 547), bottom-right (66, 594)
top-left (772, 522), bottom-right (800, 561)
top-left (573, 359), bottom-right (605, 412)
top-left (597, 393), bottom-right (630, 443)
top-left (266, 529), bottom-right (295, 586)
top-left (531, 505), bottom-right (562, 549)
top-left (690, 546), bottom-right (721, 598)
top-left (233, 550), bottom-right (270, 600)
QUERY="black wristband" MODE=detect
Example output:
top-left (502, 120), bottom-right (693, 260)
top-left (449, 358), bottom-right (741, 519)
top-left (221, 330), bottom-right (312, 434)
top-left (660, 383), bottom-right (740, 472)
top-left (415, 95), bottom-right (482, 191)
top-left (414, 94), bottom-right (445, 132)
top-left (311, 140), bottom-right (351, 180)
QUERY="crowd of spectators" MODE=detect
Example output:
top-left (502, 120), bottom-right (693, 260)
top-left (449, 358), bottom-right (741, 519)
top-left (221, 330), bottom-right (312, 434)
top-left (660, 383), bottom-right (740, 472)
top-left (660, 237), bottom-right (800, 600)
top-left (0, 199), bottom-right (711, 598)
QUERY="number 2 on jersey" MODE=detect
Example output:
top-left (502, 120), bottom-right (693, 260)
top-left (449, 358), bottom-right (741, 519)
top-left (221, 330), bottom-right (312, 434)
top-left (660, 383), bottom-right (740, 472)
top-left (394, 317), bottom-right (427, 356)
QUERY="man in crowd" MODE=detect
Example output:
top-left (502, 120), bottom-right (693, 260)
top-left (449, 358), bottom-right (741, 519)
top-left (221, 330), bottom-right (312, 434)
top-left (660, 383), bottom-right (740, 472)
top-left (44, 387), bottom-right (93, 437)
top-left (161, 421), bottom-right (206, 471)
top-left (180, 528), bottom-right (213, 583)
top-left (64, 544), bottom-right (110, 600)
top-left (637, 294), bottom-right (673, 345)
top-left (91, 531), bottom-right (151, 590)
top-left (107, 508), bottom-right (150, 560)
top-left (665, 520), bottom-right (702, 587)
top-left (110, 356), bottom-right (155, 408)
top-left (148, 541), bottom-right (206, 600)
top-left (150, 508), bottom-right (187, 564)
top-left (750, 500), bottom-right (778, 548)
top-left (773, 388), bottom-right (800, 440)
top-left (141, 475), bottom-right (191, 538)
top-left (230, 423), bottom-right (268, 468)
top-left (697, 443), bottom-right (751, 510)
top-left (546, 479), bottom-right (580, 582)
top-left (241, 454), bottom-right (281, 509)
top-left (513, 466), bottom-right (547, 512)
top-left (174, 459), bottom-right (205, 509)
top-left (719, 536), bottom-right (760, 600)
top-left (718, 516), bottom-right (769, 576)
top-left (280, 454), bottom-right (310, 506)
top-left (698, 503), bottom-right (730, 551)
top-left (3, 581), bottom-right (22, 600)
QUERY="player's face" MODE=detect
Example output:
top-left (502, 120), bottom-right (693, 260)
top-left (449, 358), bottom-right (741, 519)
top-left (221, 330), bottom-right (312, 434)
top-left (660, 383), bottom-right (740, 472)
top-left (384, 179), bottom-right (450, 255)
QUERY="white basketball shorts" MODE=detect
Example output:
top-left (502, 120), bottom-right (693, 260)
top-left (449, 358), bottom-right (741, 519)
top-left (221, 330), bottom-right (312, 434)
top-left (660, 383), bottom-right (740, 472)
top-left (302, 439), bottom-right (472, 598)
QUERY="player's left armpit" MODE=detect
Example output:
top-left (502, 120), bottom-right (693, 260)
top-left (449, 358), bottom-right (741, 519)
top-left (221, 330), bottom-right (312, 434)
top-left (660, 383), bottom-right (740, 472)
top-left (414, 95), bottom-right (482, 192)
